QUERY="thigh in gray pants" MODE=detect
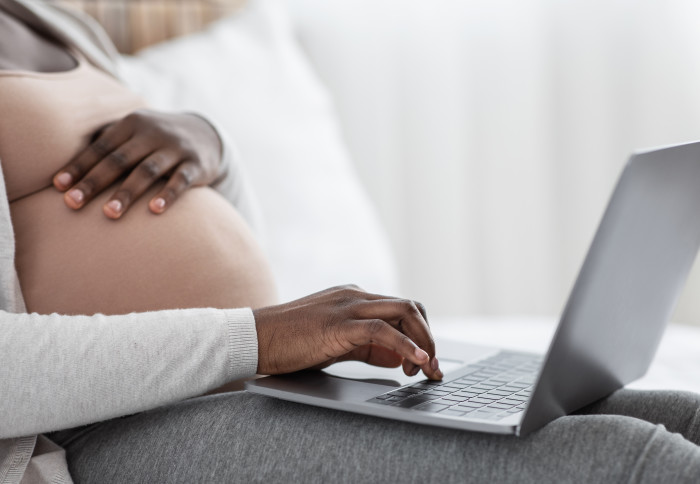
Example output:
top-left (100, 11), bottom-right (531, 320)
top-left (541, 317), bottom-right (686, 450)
top-left (48, 389), bottom-right (700, 483)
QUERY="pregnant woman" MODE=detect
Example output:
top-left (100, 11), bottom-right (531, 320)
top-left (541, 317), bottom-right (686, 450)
top-left (2, 1), bottom-right (700, 483)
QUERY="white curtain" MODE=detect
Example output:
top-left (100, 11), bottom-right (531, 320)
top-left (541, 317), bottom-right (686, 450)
top-left (283, 0), bottom-right (700, 323)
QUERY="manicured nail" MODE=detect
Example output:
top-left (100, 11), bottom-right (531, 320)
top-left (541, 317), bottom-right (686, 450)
top-left (409, 366), bottom-right (420, 376)
top-left (414, 347), bottom-right (429, 362)
top-left (431, 357), bottom-right (440, 372)
top-left (67, 189), bottom-right (84, 205)
top-left (435, 369), bottom-right (444, 380)
top-left (105, 200), bottom-right (122, 215)
top-left (152, 198), bottom-right (166, 211)
top-left (55, 172), bottom-right (72, 188)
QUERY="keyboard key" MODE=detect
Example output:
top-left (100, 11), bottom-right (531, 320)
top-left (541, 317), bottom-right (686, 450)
top-left (442, 395), bottom-right (468, 402)
top-left (387, 390), bottom-right (413, 397)
top-left (432, 398), bottom-right (458, 406)
top-left (487, 389), bottom-right (514, 397)
top-left (440, 409), bottom-right (467, 417)
top-left (399, 387), bottom-right (425, 395)
top-left (438, 383), bottom-right (467, 391)
top-left (456, 401), bottom-right (485, 409)
top-left (489, 403), bottom-right (516, 410)
top-left (499, 385), bottom-right (523, 392)
top-left (463, 387), bottom-right (487, 394)
top-left (509, 382), bottom-right (530, 389)
top-left (458, 377), bottom-right (481, 383)
top-left (438, 381), bottom-right (464, 389)
top-left (422, 390), bottom-right (451, 397)
top-left (414, 403), bottom-right (450, 413)
top-left (392, 395), bottom-right (435, 408)
top-left (471, 373), bottom-right (495, 379)
top-left (410, 382), bottom-right (441, 390)
top-left (472, 383), bottom-right (499, 390)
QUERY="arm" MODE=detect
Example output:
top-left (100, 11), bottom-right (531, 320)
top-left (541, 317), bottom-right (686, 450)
top-left (1, 286), bottom-right (443, 439)
top-left (0, 307), bottom-right (256, 439)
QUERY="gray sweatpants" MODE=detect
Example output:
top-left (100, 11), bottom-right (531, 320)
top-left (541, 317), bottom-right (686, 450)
top-left (48, 389), bottom-right (700, 483)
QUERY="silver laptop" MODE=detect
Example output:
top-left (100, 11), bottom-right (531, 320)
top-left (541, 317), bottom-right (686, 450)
top-left (247, 141), bottom-right (700, 437)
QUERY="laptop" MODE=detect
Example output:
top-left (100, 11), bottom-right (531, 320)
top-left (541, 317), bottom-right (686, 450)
top-left (247, 141), bottom-right (700, 437)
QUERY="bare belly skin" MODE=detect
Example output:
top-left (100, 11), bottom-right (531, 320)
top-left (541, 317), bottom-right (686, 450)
top-left (11, 183), bottom-right (278, 315)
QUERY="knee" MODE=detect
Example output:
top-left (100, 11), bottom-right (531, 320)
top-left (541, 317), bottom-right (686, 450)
top-left (525, 415), bottom-right (700, 483)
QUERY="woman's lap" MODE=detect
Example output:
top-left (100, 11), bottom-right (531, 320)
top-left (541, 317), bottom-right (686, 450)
top-left (49, 389), bottom-right (700, 483)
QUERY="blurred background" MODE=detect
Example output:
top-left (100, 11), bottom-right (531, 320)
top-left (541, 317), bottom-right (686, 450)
top-left (63, 0), bottom-right (700, 324)
top-left (282, 0), bottom-right (700, 324)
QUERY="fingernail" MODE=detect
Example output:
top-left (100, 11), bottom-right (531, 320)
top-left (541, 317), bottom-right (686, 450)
top-left (152, 198), bottom-right (166, 211)
top-left (431, 357), bottom-right (439, 372)
top-left (436, 369), bottom-right (444, 380)
top-left (414, 347), bottom-right (429, 362)
top-left (55, 172), bottom-right (72, 188)
top-left (410, 366), bottom-right (420, 376)
top-left (67, 189), bottom-right (84, 205)
top-left (105, 200), bottom-right (122, 215)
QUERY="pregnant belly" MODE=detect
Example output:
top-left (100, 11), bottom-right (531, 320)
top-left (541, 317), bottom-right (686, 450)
top-left (11, 185), bottom-right (277, 315)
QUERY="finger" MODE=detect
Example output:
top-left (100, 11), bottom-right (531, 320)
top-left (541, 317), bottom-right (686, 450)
top-left (403, 360), bottom-right (420, 377)
top-left (148, 160), bottom-right (201, 214)
top-left (352, 299), bottom-right (436, 362)
top-left (325, 286), bottom-right (431, 328)
top-left (414, 301), bottom-right (430, 327)
top-left (63, 139), bottom-right (153, 210)
top-left (53, 121), bottom-right (133, 192)
top-left (349, 319), bottom-right (440, 379)
top-left (103, 150), bottom-right (180, 219)
top-left (335, 344), bottom-right (403, 368)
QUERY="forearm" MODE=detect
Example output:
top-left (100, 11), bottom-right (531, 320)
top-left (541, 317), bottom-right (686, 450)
top-left (0, 307), bottom-right (257, 439)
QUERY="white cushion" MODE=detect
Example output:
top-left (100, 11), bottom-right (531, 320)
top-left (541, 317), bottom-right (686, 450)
top-left (117, 0), bottom-right (399, 301)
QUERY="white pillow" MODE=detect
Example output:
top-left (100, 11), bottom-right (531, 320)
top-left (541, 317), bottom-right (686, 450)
top-left (117, 0), bottom-right (399, 301)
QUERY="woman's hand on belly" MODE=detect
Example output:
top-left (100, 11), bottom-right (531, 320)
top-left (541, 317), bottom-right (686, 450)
top-left (52, 109), bottom-right (223, 219)
top-left (253, 285), bottom-right (444, 381)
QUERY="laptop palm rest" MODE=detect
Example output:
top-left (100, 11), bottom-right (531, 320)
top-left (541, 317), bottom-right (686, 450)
top-left (249, 371), bottom-right (395, 403)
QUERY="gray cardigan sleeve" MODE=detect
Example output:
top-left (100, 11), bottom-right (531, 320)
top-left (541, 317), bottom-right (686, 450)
top-left (0, 307), bottom-right (257, 439)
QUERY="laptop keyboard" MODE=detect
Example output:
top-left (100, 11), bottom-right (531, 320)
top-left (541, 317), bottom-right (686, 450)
top-left (367, 351), bottom-right (542, 421)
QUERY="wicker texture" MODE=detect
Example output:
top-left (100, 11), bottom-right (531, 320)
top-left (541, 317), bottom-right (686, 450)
top-left (54, 0), bottom-right (246, 54)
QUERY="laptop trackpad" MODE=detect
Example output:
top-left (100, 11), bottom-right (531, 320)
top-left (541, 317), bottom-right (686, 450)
top-left (322, 358), bottom-right (465, 387)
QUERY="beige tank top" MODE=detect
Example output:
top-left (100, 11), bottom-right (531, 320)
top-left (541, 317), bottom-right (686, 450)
top-left (1, 51), bottom-right (277, 315)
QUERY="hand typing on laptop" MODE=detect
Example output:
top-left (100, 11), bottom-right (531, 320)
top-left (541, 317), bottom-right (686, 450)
top-left (253, 285), bottom-right (443, 380)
